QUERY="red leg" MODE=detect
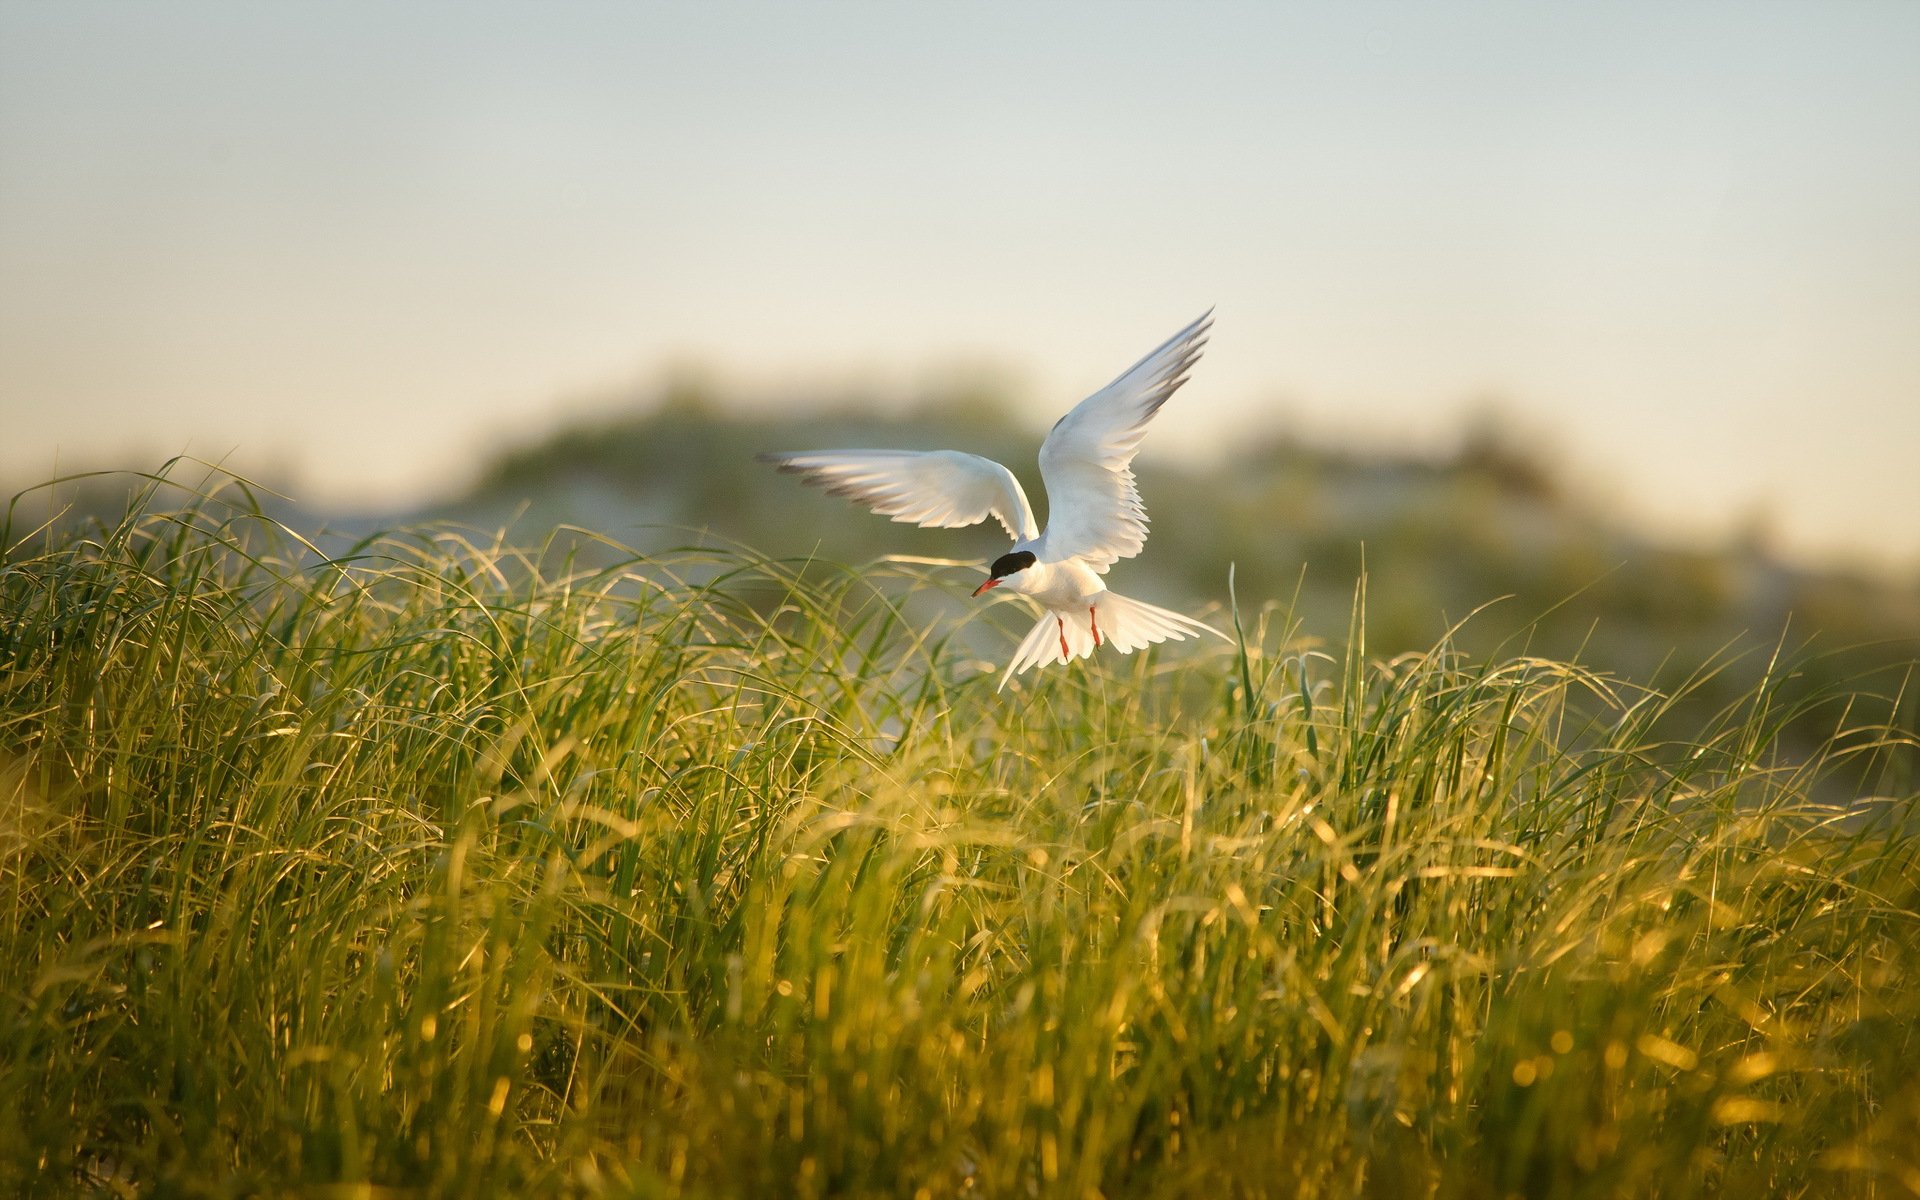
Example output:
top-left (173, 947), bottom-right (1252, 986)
top-left (1089, 605), bottom-right (1102, 647)
top-left (1057, 616), bottom-right (1069, 660)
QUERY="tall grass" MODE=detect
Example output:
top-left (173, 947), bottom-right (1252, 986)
top-left (2, 473), bottom-right (1917, 1197)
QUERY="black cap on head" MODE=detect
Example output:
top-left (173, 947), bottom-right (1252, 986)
top-left (988, 550), bottom-right (1036, 579)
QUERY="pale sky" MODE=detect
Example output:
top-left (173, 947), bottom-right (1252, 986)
top-left (3, 2), bottom-right (1918, 569)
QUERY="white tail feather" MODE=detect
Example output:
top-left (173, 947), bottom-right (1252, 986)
top-left (997, 592), bottom-right (1226, 690)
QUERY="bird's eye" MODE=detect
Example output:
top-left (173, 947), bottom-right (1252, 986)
top-left (989, 551), bottom-right (1036, 577)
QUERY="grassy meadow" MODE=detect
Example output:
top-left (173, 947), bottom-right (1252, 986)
top-left (3, 471), bottom-right (1919, 1197)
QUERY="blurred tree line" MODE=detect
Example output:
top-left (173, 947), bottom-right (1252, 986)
top-left (12, 381), bottom-right (1916, 793)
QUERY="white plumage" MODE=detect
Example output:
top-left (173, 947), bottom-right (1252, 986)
top-left (761, 312), bottom-right (1226, 688)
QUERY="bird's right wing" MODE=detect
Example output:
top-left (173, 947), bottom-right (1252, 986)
top-left (1035, 310), bottom-right (1212, 572)
top-left (758, 449), bottom-right (1040, 542)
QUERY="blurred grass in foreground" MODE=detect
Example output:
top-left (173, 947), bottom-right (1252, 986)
top-left (2, 469), bottom-right (1917, 1198)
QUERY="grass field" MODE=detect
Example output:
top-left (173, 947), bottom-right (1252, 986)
top-left (3, 473), bottom-right (1918, 1198)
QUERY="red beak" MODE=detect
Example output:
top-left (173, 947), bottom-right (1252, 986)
top-left (971, 577), bottom-right (1000, 597)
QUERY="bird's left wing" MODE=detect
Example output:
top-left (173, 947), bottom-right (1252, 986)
top-left (758, 449), bottom-right (1039, 541)
top-left (1035, 310), bottom-right (1211, 572)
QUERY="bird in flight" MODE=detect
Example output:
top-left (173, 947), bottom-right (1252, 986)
top-left (760, 311), bottom-right (1226, 688)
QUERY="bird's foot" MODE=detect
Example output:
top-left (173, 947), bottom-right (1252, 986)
top-left (1057, 617), bottom-right (1069, 661)
top-left (1090, 606), bottom-right (1102, 647)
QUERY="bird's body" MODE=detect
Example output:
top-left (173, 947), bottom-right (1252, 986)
top-left (761, 312), bottom-right (1225, 687)
top-left (990, 555), bottom-right (1104, 614)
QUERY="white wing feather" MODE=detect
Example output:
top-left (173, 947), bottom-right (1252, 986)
top-left (757, 449), bottom-right (1039, 541)
top-left (1035, 310), bottom-right (1212, 572)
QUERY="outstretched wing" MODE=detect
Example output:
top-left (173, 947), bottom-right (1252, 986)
top-left (1035, 310), bottom-right (1212, 572)
top-left (758, 449), bottom-right (1039, 542)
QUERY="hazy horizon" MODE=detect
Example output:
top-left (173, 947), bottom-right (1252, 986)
top-left (4, 2), bottom-right (1918, 572)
